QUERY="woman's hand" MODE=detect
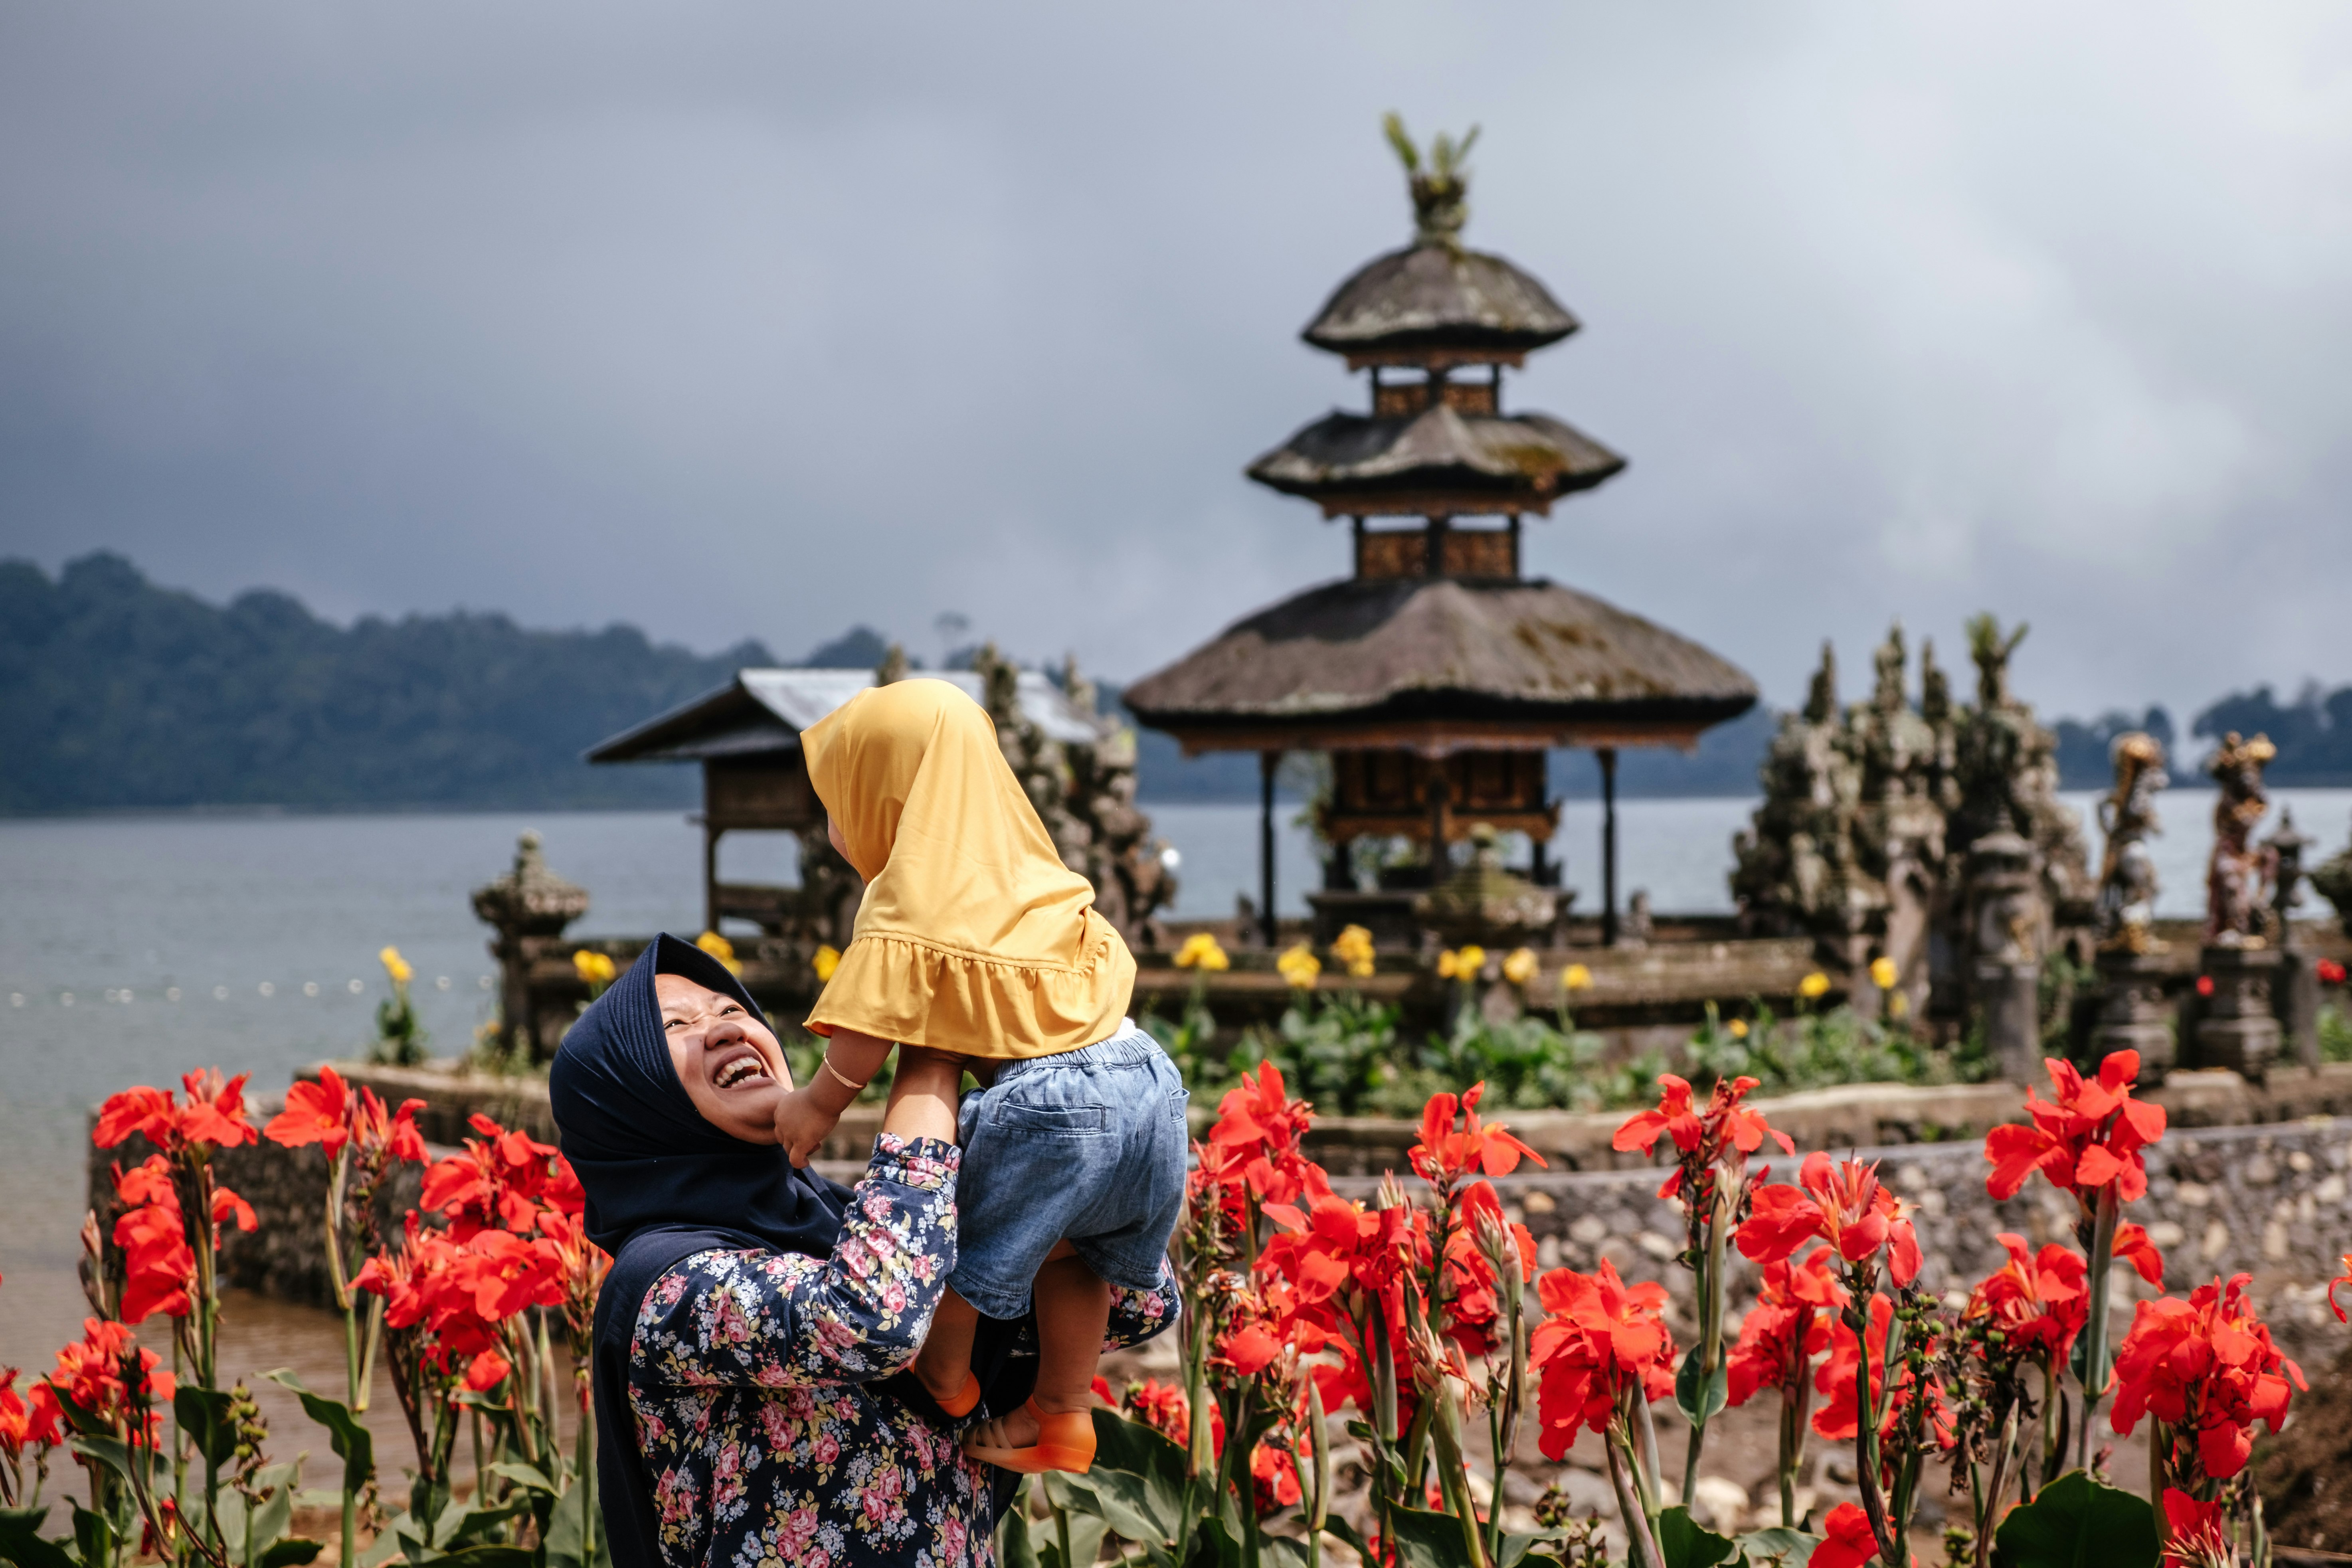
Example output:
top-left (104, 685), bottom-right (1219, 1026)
top-left (883, 1046), bottom-right (965, 1146)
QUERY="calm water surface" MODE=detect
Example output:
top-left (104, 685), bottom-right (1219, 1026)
top-left (3, 790), bottom-right (2345, 1432)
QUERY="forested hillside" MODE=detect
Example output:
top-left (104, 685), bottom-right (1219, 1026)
top-left (0, 553), bottom-right (769, 812)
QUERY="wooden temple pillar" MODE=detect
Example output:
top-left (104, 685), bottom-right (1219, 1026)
top-left (1598, 747), bottom-right (1620, 946)
top-left (1258, 750), bottom-right (1280, 948)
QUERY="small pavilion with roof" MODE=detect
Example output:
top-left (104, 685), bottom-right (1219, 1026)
top-left (1125, 123), bottom-right (1756, 947)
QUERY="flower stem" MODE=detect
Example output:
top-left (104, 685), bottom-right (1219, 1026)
top-left (2077, 1186), bottom-right (2121, 1475)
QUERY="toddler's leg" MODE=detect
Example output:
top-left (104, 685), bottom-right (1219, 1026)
top-left (913, 1289), bottom-right (979, 1406)
top-left (1031, 1248), bottom-right (1112, 1416)
top-left (962, 1242), bottom-right (1109, 1466)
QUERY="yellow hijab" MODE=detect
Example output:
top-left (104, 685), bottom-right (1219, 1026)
top-left (800, 678), bottom-right (1134, 1058)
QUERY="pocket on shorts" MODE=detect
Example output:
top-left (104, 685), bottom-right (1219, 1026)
top-left (989, 1100), bottom-right (1109, 1139)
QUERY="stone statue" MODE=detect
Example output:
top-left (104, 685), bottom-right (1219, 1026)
top-left (2094, 732), bottom-right (2168, 954)
top-left (969, 643), bottom-right (1176, 946)
top-left (2203, 731), bottom-right (2279, 947)
top-left (2312, 814), bottom-right (2352, 937)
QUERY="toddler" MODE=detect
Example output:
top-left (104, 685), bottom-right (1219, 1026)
top-left (773, 678), bottom-right (1187, 1475)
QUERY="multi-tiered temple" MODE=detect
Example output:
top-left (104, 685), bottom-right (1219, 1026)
top-left (1128, 123), bottom-right (1756, 945)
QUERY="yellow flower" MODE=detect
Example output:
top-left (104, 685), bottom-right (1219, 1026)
top-left (1562, 963), bottom-right (1593, 993)
top-left (812, 945), bottom-right (842, 982)
top-left (379, 946), bottom-right (414, 986)
top-left (1436, 945), bottom-right (1488, 982)
top-left (1276, 943), bottom-right (1323, 989)
top-left (696, 930), bottom-right (743, 975)
top-left (1174, 933), bottom-right (1230, 973)
top-left (572, 950), bottom-right (616, 986)
top-left (1798, 971), bottom-right (1831, 1000)
top-left (1501, 947), bottom-right (1540, 987)
top-left (1729, 1017), bottom-right (1749, 1039)
top-left (1329, 924), bottom-right (1377, 980)
top-left (1869, 956), bottom-right (1899, 991)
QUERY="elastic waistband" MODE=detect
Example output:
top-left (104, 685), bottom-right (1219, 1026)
top-left (994, 1020), bottom-right (1163, 1080)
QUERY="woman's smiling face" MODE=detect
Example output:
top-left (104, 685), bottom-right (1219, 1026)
top-left (655, 972), bottom-right (793, 1143)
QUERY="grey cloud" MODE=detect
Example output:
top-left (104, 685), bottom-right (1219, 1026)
top-left (1, 1), bottom-right (2345, 726)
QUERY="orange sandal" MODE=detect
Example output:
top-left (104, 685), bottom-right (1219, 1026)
top-left (962, 1398), bottom-right (1096, 1474)
top-left (933, 1372), bottom-right (981, 1419)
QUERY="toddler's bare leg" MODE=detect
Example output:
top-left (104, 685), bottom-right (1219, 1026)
top-left (964, 1241), bottom-right (1110, 1451)
top-left (1032, 1249), bottom-right (1112, 1414)
top-left (914, 1289), bottom-right (979, 1402)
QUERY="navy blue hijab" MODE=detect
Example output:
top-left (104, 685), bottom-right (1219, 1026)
top-left (551, 934), bottom-right (851, 1568)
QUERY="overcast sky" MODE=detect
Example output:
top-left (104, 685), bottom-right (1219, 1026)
top-left (3, 2), bottom-right (2347, 725)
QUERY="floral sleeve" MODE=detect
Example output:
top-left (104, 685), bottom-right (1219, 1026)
top-left (1103, 1261), bottom-right (1181, 1352)
top-left (631, 1134), bottom-right (958, 1390)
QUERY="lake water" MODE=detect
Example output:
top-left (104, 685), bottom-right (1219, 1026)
top-left (2, 789), bottom-right (2346, 1421)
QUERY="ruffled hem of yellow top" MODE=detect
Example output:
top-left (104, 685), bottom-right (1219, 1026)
top-left (803, 913), bottom-right (1137, 1060)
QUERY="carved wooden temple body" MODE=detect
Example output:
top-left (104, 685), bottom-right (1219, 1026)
top-left (1126, 127), bottom-right (1756, 945)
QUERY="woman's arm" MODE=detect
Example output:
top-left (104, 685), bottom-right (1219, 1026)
top-left (629, 1131), bottom-right (959, 1390)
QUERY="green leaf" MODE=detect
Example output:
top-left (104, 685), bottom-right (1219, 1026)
top-left (1674, 1349), bottom-right (1729, 1426)
top-left (485, 1463), bottom-right (560, 1499)
top-left (259, 1541), bottom-right (326, 1568)
top-left (67, 1504), bottom-right (116, 1568)
top-left (1498, 1534), bottom-right (1566, 1568)
top-left (1991, 1470), bottom-right (2160, 1568)
top-left (1655, 1507), bottom-right (1739, 1568)
top-left (1381, 1506), bottom-right (1484, 1568)
top-left (174, 1385), bottom-right (242, 1471)
top-left (264, 1370), bottom-right (375, 1499)
top-left (432, 1549), bottom-right (540, 1568)
top-left (1735, 1527), bottom-right (1823, 1568)
top-left (1261, 1537), bottom-right (1317, 1568)
top-left (0, 1507), bottom-right (82, 1568)
top-left (997, 1504), bottom-right (1040, 1568)
top-left (1054, 1411), bottom-right (1196, 1549)
top-left (1035, 1503), bottom-right (1108, 1568)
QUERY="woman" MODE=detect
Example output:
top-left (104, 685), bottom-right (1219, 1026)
top-left (550, 934), bottom-right (1179, 1568)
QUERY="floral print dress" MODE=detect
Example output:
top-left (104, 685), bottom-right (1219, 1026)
top-left (626, 1133), bottom-right (1180, 1568)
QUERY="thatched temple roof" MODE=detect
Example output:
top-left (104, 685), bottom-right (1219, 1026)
top-left (1304, 241), bottom-right (1579, 367)
top-left (1124, 576), bottom-right (1757, 755)
top-left (1248, 403), bottom-right (1625, 517)
top-left (587, 669), bottom-right (1099, 764)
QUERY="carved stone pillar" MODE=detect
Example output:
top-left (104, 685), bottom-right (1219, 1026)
top-left (1966, 830), bottom-right (2044, 1082)
top-left (2268, 812), bottom-right (2319, 1070)
top-left (2090, 950), bottom-right (2175, 1078)
top-left (471, 832), bottom-right (590, 1062)
top-left (2196, 946), bottom-right (2281, 1083)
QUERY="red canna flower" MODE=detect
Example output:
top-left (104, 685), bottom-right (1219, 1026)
top-left (0, 1364), bottom-right (54, 1468)
top-left (1809, 1502), bottom-right (1878, 1568)
top-left (265, 1066), bottom-right (427, 1166)
top-left (1964, 1234), bottom-right (2089, 1370)
top-left (2332, 1253), bottom-right (2352, 1324)
top-left (93, 1071), bottom-right (258, 1156)
top-left (534, 1205), bottom-right (611, 1358)
top-left (2113, 1222), bottom-right (2166, 1287)
top-left (2160, 1489), bottom-right (2231, 1568)
top-left (2316, 958), bottom-right (2347, 987)
top-left (1529, 1258), bottom-right (1675, 1459)
top-left (1737, 1152), bottom-right (1921, 1287)
top-left (1812, 1295), bottom-right (1954, 1451)
top-left (1251, 1441), bottom-right (1302, 1512)
top-left (1614, 1073), bottom-right (1794, 1202)
top-left (265, 1066), bottom-right (358, 1156)
top-left (1983, 1052), bottom-right (2168, 1215)
top-left (2110, 1273), bottom-right (2304, 1483)
top-left (2195, 975), bottom-right (2216, 998)
top-left (38, 1319), bottom-right (172, 1447)
top-left (107, 1154), bottom-right (258, 1325)
top-left (1437, 1181), bottom-right (1536, 1358)
top-left (1207, 1061), bottom-right (1319, 1212)
top-left (1124, 1379), bottom-right (1186, 1445)
top-left (421, 1113), bottom-right (559, 1238)
top-left (1411, 1082), bottom-right (1544, 1196)
top-left (1725, 1249), bottom-right (1845, 1410)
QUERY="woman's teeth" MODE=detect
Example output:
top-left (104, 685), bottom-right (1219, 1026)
top-left (714, 1056), bottom-right (768, 1089)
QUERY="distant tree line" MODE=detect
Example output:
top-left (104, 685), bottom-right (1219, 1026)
top-left (3, 554), bottom-right (2343, 812)
top-left (0, 553), bottom-right (771, 813)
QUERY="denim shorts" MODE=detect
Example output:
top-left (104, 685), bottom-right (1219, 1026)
top-left (948, 1022), bottom-right (1189, 1320)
